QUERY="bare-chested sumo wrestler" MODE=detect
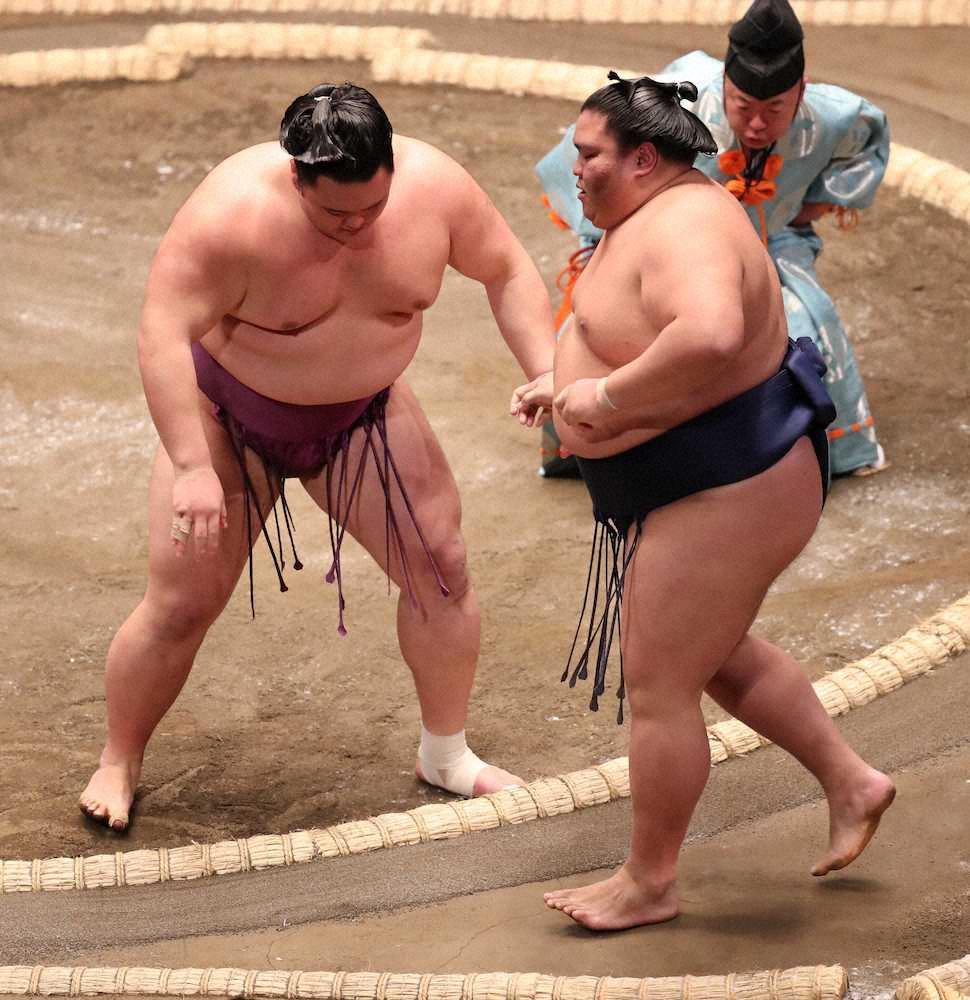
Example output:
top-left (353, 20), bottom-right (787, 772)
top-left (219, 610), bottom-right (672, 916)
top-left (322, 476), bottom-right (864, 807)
top-left (79, 83), bottom-right (557, 831)
top-left (545, 73), bottom-right (895, 931)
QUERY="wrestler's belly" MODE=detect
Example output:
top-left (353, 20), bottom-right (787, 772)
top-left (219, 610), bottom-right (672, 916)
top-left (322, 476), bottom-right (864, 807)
top-left (554, 322), bottom-right (665, 460)
top-left (198, 313), bottom-right (422, 404)
top-left (555, 320), bottom-right (792, 461)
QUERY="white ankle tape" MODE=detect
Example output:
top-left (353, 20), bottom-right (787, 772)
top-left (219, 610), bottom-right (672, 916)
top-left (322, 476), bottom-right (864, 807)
top-left (418, 726), bottom-right (488, 798)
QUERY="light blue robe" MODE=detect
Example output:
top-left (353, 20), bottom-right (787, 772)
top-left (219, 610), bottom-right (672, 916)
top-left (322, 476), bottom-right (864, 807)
top-left (535, 50), bottom-right (890, 474)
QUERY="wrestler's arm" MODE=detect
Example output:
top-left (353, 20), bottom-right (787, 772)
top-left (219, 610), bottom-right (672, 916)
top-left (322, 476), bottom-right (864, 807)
top-left (138, 206), bottom-right (246, 552)
top-left (442, 158), bottom-right (557, 421)
top-left (604, 215), bottom-right (746, 421)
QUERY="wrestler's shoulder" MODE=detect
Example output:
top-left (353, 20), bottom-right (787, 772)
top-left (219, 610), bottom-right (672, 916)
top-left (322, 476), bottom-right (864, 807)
top-left (629, 181), bottom-right (748, 271)
top-left (195, 143), bottom-right (282, 202)
top-left (646, 177), bottom-right (740, 237)
top-left (392, 134), bottom-right (481, 190)
top-left (169, 144), bottom-right (282, 237)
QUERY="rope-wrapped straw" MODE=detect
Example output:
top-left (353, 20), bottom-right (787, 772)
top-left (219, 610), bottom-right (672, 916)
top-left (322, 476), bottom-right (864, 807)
top-left (371, 50), bottom-right (630, 101)
top-left (1, 593), bottom-right (967, 893)
top-left (142, 23), bottom-right (433, 62)
top-left (0, 758), bottom-right (629, 892)
top-left (0, 44), bottom-right (188, 87)
top-left (896, 957), bottom-right (970, 1000)
top-left (0, 0), bottom-right (967, 25)
top-left (370, 48), bottom-right (970, 228)
top-left (0, 966), bottom-right (849, 1000)
top-left (706, 592), bottom-right (970, 763)
top-left (884, 143), bottom-right (970, 226)
top-left (0, 24), bottom-right (432, 88)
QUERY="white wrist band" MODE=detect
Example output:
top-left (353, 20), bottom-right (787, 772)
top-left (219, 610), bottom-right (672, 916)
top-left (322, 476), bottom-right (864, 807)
top-left (597, 376), bottom-right (619, 412)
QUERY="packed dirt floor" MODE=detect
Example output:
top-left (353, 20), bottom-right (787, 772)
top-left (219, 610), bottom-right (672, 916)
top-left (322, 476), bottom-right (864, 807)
top-left (0, 10), bottom-right (968, 994)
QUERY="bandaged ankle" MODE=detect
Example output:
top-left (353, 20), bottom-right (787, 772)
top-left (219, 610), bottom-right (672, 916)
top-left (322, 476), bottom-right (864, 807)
top-left (418, 726), bottom-right (488, 798)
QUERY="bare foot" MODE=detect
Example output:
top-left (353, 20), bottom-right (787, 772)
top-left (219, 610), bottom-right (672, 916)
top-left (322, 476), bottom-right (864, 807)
top-left (544, 865), bottom-right (679, 931)
top-left (812, 769), bottom-right (896, 876)
top-left (471, 764), bottom-right (523, 796)
top-left (79, 756), bottom-right (141, 832)
top-left (415, 759), bottom-right (523, 798)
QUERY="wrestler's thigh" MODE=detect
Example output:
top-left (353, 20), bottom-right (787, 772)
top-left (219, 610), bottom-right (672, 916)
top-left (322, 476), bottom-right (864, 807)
top-left (301, 378), bottom-right (464, 593)
top-left (621, 437), bottom-right (822, 703)
top-left (143, 393), bottom-right (278, 619)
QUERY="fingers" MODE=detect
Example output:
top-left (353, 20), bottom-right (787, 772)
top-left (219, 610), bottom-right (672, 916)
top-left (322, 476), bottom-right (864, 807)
top-left (511, 385), bottom-right (544, 419)
top-left (170, 512), bottom-right (192, 558)
top-left (511, 372), bottom-right (554, 419)
top-left (517, 405), bottom-right (550, 428)
top-left (193, 513), bottom-right (208, 555)
top-left (171, 508), bottom-right (224, 558)
top-left (205, 510), bottom-right (222, 555)
top-left (188, 510), bottom-right (222, 558)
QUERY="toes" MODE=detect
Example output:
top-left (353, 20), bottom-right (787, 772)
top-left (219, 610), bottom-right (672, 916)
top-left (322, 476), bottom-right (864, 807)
top-left (811, 855), bottom-right (842, 877)
top-left (80, 795), bottom-right (130, 832)
top-left (473, 768), bottom-right (524, 796)
top-left (545, 890), bottom-right (570, 909)
top-left (811, 851), bottom-right (846, 876)
top-left (81, 799), bottom-right (107, 820)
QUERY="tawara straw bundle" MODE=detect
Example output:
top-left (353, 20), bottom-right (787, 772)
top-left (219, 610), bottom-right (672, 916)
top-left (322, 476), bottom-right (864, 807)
top-left (1, 0), bottom-right (969, 25)
top-left (1, 594), bottom-right (967, 893)
top-left (896, 956), bottom-right (970, 1000)
top-left (0, 966), bottom-right (848, 1000)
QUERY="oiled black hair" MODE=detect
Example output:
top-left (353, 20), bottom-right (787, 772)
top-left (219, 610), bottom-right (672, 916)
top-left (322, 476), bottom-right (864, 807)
top-left (280, 82), bottom-right (394, 185)
top-left (581, 73), bottom-right (718, 166)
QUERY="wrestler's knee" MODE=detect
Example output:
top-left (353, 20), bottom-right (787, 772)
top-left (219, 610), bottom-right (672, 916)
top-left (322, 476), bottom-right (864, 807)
top-left (142, 588), bottom-right (224, 644)
top-left (623, 660), bottom-right (704, 720)
top-left (422, 527), bottom-right (472, 601)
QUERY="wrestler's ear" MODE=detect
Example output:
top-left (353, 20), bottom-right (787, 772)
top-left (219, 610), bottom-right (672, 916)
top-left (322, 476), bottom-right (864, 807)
top-left (633, 142), bottom-right (659, 176)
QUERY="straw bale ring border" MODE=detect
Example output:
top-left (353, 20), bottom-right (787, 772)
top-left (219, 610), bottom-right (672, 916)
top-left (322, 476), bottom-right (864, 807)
top-left (895, 957), bottom-right (970, 1000)
top-left (0, 965), bottom-right (849, 1000)
top-left (0, 0), bottom-right (969, 22)
top-left (367, 48), bottom-right (970, 225)
top-left (1, 594), bottom-right (966, 893)
top-left (0, 16), bottom-right (965, 999)
top-left (140, 22), bottom-right (434, 62)
top-left (0, 44), bottom-right (189, 86)
top-left (1, 5), bottom-right (970, 902)
top-left (0, 24), bottom-right (434, 86)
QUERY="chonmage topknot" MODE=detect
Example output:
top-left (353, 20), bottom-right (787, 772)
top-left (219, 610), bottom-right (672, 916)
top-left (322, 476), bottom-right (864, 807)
top-left (676, 81), bottom-right (698, 102)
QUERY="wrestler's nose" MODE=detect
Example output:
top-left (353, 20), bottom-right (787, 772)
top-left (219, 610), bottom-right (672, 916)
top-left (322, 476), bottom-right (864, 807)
top-left (341, 215), bottom-right (367, 232)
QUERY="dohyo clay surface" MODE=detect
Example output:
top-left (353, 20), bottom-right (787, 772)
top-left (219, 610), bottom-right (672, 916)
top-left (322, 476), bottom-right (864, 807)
top-left (0, 7), bottom-right (968, 996)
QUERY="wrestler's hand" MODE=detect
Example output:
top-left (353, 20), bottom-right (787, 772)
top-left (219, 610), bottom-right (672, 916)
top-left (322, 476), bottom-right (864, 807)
top-left (510, 370), bottom-right (554, 427)
top-left (791, 202), bottom-right (833, 226)
top-left (554, 378), bottom-right (614, 441)
top-left (171, 465), bottom-right (228, 559)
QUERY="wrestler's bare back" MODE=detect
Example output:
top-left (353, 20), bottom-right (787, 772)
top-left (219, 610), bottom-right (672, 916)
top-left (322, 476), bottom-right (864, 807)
top-left (156, 136), bottom-right (474, 404)
top-left (555, 172), bottom-right (789, 458)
